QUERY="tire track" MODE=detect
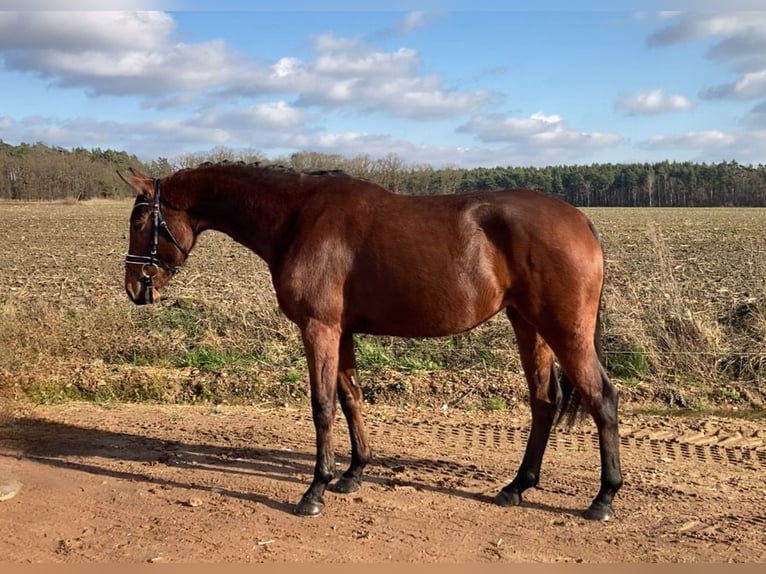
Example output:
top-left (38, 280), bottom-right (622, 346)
top-left (361, 416), bottom-right (766, 550)
top-left (364, 418), bottom-right (766, 470)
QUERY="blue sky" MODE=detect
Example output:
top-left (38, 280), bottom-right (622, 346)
top-left (2, 1), bottom-right (766, 167)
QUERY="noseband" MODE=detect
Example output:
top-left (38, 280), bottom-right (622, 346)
top-left (125, 178), bottom-right (189, 302)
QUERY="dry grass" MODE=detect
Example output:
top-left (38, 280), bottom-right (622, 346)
top-left (0, 200), bottom-right (764, 411)
top-left (596, 207), bottom-right (766, 408)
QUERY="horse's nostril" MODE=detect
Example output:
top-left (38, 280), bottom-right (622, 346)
top-left (125, 282), bottom-right (146, 304)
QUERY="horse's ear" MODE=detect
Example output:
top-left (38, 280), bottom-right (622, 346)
top-left (128, 167), bottom-right (151, 180)
top-left (117, 168), bottom-right (154, 197)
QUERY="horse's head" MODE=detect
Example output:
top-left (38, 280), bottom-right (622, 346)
top-left (119, 167), bottom-right (193, 305)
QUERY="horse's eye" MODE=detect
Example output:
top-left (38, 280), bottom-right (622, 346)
top-left (133, 220), bottom-right (145, 231)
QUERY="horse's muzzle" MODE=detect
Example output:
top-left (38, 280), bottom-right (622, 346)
top-left (125, 280), bottom-right (158, 305)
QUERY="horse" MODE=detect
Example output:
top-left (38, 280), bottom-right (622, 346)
top-left (119, 162), bottom-right (622, 521)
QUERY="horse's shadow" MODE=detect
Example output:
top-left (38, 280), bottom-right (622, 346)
top-left (1, 415), bottom-right (581, 517)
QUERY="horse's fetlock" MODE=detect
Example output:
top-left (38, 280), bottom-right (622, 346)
top-left (317, 466), bottom-right (335, 484)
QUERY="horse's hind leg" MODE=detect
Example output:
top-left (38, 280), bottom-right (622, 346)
top-left (331, 333), bottom-right (372, 494)
top-left (556, 349), bottom-right (623, 521)
top-left (495, 308), bottom-right (559, 507)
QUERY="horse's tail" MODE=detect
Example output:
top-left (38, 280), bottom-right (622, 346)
top-left (555, 220), bottom-right (606, 427)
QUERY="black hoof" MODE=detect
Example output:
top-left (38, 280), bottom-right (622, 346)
top-left (583, 501), bottom-right (614, 521)
top-left (294, 496), bottom-right (325, 517)
top-left (494, 489), bottom-right (522, 507)
top-left (331, 475), bottom-right (361, 494)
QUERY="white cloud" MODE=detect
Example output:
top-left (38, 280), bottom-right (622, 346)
top-left (0, 12), bottom-right (243, 99)
top-left (614, 88), bottom-right (693, 115)
top-left (647, 12), bottom-right (766, 48)
top-left (701, 69), bottom-right (766, 100)
top-left (642, 130), bottom-right (736, 149)
top-left (399, 11), bottom-right (429, 34)
top-left (314, 44), bottom-right (418, 78)
top-left (720, 130), bottom-right (766, 164)
top-left (298, 75), bottom-right (489, 119)
top-left (0, 115), bottom-right (137, 150)
top-left (2, 1), bottom-right (164, 7)
top-left (200, 102), bottom-right (307, 130)
top-left (641, 10), bottom-right (766, 165)
top-left (253, 34), bottom-right (490, 119)
top-left (0, 101), bottom-right (310, 160)
top-left (649, 12), bottom-right (766, 101)
top-left (0, 12), bottom-right (497, 165)
top-left (271, 57), bottom-right (302, 79)
top-left (458, 113), bottom-right (560, 141)
top-left (457, 112), bottom-right (621, 149)
top-left (0, 11), bottom-right (173, 52)
top-left (641, 128), bottom-right (766, 165)
top-left (0, 110), bottom-right (621, 169)
top-left (370, 11), bottom-right (438, 40)
top-left (0, 12), bottom-right (488, 121)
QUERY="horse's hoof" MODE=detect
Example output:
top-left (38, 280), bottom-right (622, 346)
top-left (583, 501), bottom-right (614, 521)
top-left (294, 496), bottom-right (324, 517)
top-left (494, 489), bottom-right (522, 507)
top-left (330, 476), bottom-right (361, 494)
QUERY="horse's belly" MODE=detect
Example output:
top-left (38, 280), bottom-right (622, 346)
top-left (346, 283), bottom-right (504, 337)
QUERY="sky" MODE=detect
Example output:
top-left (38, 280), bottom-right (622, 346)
top-left (2, 1), bottom-right (766, 168)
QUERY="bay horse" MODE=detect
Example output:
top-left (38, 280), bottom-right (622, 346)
top-left (119, 162), bottom-right (622, 521)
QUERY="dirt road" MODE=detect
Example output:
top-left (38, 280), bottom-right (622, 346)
top-left (1, 403), bottom-right (764, 563)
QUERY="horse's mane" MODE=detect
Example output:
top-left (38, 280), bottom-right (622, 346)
top-left (181, 160), bottom-right (350, 179)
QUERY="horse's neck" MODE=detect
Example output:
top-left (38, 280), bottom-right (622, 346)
top-left (167, 169), bottom-right (301, 266)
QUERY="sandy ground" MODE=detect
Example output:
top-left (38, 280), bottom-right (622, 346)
top-left (0, 402), bottom-right (764, 563)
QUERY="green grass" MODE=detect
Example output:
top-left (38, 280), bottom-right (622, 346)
top-left (356, 337), bottom-right (442, 372)
top-left (480, 397), bottom-right (507, 411)
top-left (606, 347), bottom-right (650, 379)
top-left (174, 346), bottom-right (262, 372)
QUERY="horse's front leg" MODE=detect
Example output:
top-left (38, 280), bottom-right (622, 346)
top-left (294, 319), bottom-right (341, 517)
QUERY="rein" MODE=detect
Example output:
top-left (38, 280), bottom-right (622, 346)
top-left (124, 178), bottom-right (188, 302)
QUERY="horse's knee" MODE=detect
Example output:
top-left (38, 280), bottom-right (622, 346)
top-left (311, 396), bottom-right (335, 425)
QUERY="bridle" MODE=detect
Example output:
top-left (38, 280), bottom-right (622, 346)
top-left (124, 178), bottom-right (189, 303)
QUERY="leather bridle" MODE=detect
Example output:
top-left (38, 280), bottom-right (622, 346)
top-left (124, 178), bottom-right (188, 303)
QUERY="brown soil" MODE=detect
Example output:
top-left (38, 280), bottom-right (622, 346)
top-left (1, 402), bottom-right (764, 563)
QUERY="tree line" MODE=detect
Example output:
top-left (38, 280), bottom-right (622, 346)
top-left (2, 140), bottom-right (766, 206)
top-left (0, 141), bottom-right (141, 201)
